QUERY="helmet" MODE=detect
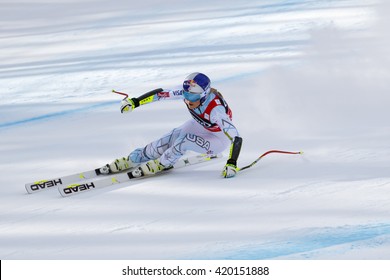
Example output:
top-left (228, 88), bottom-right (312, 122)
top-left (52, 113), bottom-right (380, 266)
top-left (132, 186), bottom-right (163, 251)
top-left (182, 72), bottom-right (211, 102)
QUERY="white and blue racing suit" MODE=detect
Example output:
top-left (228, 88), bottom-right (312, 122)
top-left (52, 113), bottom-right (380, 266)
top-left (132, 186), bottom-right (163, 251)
top-left (128, 88), bottom-right (242, 167)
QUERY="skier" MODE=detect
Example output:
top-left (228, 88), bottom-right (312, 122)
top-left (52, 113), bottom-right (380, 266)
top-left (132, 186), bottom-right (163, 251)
top-left (105, 72), bottom-right (242, 178)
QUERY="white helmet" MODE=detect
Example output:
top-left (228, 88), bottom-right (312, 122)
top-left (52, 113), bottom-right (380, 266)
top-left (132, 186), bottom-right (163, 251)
top-left (182, 72), bottom-right (211, 102)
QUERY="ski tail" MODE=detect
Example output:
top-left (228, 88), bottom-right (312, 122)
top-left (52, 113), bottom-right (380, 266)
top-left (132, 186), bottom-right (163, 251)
top-left (25, 169), bottom-right (99, 194)
top-left (26, 165), bottom-right (125, 194)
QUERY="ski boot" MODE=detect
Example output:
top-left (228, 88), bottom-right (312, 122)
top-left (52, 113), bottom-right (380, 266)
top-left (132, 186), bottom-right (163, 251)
top-left (131, 159), bottom-right (167, 178)
top-left (97, 156), bottom-right (137, 175)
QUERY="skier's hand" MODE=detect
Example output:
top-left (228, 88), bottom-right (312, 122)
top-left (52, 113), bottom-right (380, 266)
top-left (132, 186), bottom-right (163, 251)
top-left (120, 97), bottom-right (137, 113)
top-left (222, 163), bottom-right (238, 178)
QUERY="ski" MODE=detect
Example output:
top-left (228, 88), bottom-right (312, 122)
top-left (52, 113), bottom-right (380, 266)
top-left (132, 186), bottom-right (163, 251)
top-left (25, 164), bottom-right (124, 194)
top-left (59, 154), bottom-right (221, 197)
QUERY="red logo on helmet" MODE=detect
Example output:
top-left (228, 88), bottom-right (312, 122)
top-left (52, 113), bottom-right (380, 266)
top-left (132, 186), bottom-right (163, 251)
top-left (188, 80), bottom-right (197, 87)
top-left (184, 79), bottom-right (197, 91)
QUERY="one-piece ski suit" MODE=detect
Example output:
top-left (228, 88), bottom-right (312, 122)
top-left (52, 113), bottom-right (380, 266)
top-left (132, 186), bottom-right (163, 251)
top-left (128, 88), bottom-right (240, 167)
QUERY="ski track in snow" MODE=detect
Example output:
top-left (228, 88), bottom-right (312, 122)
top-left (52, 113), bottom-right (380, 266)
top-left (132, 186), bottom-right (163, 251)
top-left (1, 0), bottom-right (390, 260)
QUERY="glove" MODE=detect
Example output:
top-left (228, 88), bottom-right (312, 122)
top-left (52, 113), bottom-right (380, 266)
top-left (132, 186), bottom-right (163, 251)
top-left (222, 137), bottom-right (242, 178)
top-left (120, 97), bottom-right (138, 113)
top-left (222, 163), bottom-right (238, 178)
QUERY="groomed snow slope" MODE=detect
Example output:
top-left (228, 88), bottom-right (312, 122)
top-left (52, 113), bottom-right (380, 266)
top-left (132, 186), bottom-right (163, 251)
top-left (1, 0), bottom-right (390, 259)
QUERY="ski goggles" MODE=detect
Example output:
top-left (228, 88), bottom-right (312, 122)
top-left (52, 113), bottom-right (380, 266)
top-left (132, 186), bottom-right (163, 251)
top-left (183, 90), bottom-right (201, 102)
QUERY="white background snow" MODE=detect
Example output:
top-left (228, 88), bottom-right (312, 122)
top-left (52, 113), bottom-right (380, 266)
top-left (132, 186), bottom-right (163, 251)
top-left (1, 0), bottom-right (390, 261)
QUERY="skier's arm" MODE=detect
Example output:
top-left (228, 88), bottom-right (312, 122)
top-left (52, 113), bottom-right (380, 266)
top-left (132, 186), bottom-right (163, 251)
top-left (210, 106), bottom-right (243, 178)
top-left (121, 88), bottom-right (183, 113)
top-left (222, 135), bottom-right (243, 178)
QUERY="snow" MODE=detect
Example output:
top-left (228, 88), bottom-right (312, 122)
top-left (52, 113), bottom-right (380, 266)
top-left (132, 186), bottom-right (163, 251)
top-left (1, 0), bottom-right (390, 260)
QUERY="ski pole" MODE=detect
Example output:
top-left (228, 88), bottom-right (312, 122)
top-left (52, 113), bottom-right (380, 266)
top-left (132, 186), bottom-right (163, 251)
top-left (112, 89), bottom-right (129, 99)
top-left (239, 150), bottom-right (303, 171)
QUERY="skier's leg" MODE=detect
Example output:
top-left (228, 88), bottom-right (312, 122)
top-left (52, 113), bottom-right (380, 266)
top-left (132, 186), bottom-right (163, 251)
top-left (128, 120), bottom-right (195, 163)
top-left (111, 120), bottom-right (230, 175)
top-left (107, 131), bottom-right (179, 173)
top-left (158, 120), bottom-right (230, 167)
top-left (136, 128), bottom-right (229, 175)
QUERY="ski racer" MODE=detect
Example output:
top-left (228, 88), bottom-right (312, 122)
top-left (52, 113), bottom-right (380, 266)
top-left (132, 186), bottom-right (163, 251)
top-left (105, 72), bottom-right (242, 178)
